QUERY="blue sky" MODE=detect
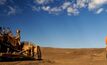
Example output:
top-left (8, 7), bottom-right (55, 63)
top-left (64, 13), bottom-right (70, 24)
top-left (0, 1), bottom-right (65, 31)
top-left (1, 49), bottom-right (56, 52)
top-left (0, 0), bottom-right (107, 48)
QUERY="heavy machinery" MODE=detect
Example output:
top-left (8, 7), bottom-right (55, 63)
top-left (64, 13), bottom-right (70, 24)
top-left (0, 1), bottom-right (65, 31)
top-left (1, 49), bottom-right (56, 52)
top-left (0, 27), bottom-right (42, 60)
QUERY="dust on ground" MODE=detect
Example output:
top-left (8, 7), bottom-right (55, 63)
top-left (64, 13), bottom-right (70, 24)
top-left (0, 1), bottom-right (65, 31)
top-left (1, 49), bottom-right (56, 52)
top-left (0, 47), bottom-right (107, 65)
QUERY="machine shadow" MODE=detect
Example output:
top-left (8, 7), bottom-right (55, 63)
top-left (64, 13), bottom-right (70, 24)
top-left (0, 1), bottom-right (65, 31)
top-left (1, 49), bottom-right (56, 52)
top-left (0, 57), bottom-right (42, 62)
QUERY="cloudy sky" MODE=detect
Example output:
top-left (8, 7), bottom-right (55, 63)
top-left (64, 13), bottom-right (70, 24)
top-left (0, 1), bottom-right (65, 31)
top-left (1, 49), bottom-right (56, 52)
top-left (0, 0), bottom-right (107, 48)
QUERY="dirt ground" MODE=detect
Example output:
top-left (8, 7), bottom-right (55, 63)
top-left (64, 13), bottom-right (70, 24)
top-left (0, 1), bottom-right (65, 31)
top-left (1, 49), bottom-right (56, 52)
top-left (0, 47), bottom-right (107, 65)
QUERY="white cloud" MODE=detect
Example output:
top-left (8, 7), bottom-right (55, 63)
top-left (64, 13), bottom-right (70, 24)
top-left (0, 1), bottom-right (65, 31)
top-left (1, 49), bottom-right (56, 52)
top-left (0, 0), bottom-right (7, 5)
top-left (88, 0), bottom-right (107, 10)
top-left (96, 8), bottom-right (104, 14)
top-left (76, 0), bottom-right (88, 8)
top-left (67, 6), bottom-right (79, 15)
top-left (42, 6), bottom-right (50, 11)
top-left (8, 6), bottom-right (16, 15)
top-left (34, 0), bottom-right (53, 4)
top-left (35, 0), bottom-right (45, 4)
top-left (1, 0), bottom-right (107, 16)
top-left (49, 7), bottom-right (62, 14)
top-left (42, 6), bottom-right (62, 14)
top-left (61, 2), bottom-right (71, 9)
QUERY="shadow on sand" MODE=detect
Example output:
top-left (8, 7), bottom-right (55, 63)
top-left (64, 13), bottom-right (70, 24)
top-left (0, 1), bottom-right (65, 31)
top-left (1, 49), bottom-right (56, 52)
top-left (0, 57), bottom-right (42, 62)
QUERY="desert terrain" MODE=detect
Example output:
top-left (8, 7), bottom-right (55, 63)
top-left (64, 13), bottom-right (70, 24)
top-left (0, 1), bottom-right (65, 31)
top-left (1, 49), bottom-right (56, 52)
top-left (0, 47), bottom-right (107, 65)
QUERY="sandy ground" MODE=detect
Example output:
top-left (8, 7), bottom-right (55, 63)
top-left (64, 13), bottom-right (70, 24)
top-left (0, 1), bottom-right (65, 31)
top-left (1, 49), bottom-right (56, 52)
top-left (0, 47), bottom-right (107, 65)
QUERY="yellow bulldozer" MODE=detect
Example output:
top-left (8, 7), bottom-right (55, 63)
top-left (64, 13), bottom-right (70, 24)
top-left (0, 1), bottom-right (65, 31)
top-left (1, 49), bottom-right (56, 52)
top-left (0, 27), bottom-right (42, 60)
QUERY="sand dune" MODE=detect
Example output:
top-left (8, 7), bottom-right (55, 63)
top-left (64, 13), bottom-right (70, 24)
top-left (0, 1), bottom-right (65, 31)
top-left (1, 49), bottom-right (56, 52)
top-left (0, 47), bottom-right (107, 65)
